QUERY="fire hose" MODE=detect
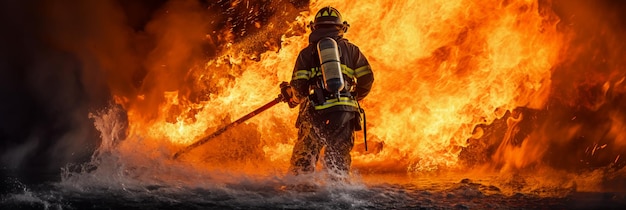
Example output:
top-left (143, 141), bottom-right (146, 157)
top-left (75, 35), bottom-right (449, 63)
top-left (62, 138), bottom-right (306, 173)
top-left (172, 84), bottom-right (368, 159)
top-left (172, 95), bottom-right (283, 159)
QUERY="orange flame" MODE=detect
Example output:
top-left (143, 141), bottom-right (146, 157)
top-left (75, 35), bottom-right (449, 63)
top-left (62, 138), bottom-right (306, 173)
top-left (316, 0), bottom-right (563, 172)
top-left (108, 0), bottom-right (626, 182)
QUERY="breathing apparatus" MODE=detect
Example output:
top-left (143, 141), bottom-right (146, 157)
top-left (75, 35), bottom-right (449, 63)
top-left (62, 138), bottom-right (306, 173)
top-left (317, 37), bottom-right (345, 98)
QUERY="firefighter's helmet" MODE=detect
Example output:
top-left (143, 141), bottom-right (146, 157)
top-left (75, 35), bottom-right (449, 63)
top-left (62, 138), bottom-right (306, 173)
top-left (310, 6), bottom-right (349, 32)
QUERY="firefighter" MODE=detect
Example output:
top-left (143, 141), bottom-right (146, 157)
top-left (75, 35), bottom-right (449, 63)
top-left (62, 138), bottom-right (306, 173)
top-left (280, 6), bottom-right (374, 179)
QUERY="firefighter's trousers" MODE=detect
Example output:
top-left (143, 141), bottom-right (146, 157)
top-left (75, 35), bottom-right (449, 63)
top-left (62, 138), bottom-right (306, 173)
top-left (289, 111), bottom-right (355, 177)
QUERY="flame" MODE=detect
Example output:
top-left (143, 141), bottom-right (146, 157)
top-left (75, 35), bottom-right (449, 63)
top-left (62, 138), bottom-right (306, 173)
top-left (104, 0), bottom-right (625, 182)
top-left (315, 0), bottom-right (563, 172)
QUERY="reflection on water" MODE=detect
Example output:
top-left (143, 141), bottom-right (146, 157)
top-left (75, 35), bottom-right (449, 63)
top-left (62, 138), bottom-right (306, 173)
top-left (3, 170), bottom-right (625, 209)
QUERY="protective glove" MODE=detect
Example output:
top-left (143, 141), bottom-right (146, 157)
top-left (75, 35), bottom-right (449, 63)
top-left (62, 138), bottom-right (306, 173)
top-left (279, 81), bottom-right (298, 108)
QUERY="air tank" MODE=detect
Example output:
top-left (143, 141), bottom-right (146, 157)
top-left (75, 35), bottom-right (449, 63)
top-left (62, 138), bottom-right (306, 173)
top-left (317, 37), bottom-right (345, 94)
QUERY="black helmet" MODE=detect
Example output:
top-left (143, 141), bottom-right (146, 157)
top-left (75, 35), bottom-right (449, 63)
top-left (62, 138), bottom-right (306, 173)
top-left (314, 6), bottom-right (343, 26)
top-left (310, 6), bottom-right (349, 32)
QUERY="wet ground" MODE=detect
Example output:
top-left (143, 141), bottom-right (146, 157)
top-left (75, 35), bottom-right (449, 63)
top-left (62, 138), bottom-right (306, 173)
top-left (2, 171), bottom-right (625, 209)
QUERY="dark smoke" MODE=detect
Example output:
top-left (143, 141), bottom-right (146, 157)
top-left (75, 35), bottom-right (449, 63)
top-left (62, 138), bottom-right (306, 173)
top-left (0, 0), bottom-right (166, 184)
top-left (0, 0), bottom-right (308, 185)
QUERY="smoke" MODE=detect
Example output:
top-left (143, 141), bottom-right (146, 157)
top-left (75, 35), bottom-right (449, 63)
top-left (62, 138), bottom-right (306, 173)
top-left (0, 0), bottom-right (139, 183)
top-left (0, 0), bottom-right (308, 183)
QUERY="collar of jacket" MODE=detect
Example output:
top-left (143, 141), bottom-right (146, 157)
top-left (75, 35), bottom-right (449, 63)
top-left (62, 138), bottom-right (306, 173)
top-left (308, 27), bottom-right (344, 44)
